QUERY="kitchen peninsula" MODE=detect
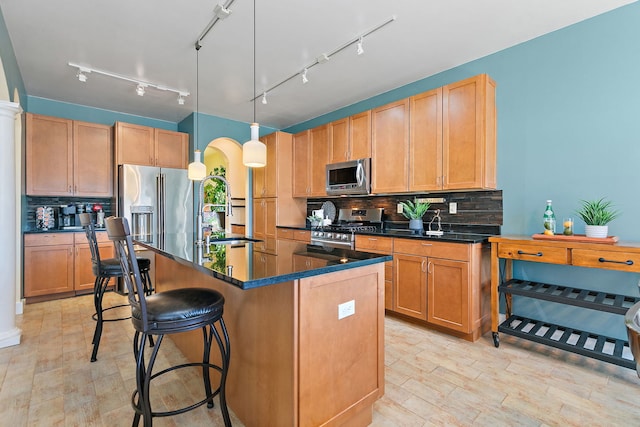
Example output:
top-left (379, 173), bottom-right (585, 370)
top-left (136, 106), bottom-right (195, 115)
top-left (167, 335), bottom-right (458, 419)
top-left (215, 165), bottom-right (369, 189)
top-left (136, 233), bottom-right (391, 427)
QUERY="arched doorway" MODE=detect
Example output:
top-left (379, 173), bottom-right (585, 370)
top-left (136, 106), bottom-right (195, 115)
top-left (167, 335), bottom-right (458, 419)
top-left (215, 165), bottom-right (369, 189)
top-left (202, 138), bottom-right (247, 232)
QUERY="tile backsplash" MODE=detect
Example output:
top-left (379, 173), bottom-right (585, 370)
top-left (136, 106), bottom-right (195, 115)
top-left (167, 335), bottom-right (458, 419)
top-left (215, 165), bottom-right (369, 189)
top-left (307, 190), bottom-right (502, 235)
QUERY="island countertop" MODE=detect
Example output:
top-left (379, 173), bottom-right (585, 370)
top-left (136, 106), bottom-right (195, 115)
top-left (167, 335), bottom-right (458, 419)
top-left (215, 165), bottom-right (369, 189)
top-left (134, 232), bottom-right (392, 290)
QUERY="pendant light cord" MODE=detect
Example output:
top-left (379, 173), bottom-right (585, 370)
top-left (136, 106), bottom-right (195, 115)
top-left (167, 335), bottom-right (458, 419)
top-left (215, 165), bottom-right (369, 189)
top-left (253, 0), bottom-right (256, 123)
top-left (196, 45), bottom-right (200, 145)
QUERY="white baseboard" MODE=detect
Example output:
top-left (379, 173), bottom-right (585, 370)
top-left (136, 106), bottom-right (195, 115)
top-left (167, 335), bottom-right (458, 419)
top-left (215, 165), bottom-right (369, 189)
top-left (0, 327), bottom-right (21, 349)
top-left (16, 299), bottom-right (24, 315)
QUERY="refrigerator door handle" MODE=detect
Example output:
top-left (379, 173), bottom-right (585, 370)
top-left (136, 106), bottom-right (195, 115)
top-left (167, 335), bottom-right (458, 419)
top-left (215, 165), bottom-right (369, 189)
top-left (157, 174), bottom-right (164, 249)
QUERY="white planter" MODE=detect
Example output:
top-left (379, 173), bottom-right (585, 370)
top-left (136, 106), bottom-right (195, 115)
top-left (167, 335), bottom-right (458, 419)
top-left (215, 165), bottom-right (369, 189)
top-left (585, 225), bottom-right (608, 238)
top-left (409, 219), bottom-right (424, 233)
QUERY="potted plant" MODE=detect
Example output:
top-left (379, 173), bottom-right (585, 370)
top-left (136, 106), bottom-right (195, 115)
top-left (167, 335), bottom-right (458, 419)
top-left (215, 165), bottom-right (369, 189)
top-left (400, 200), bottom-right (430, 232)
top-left (575, 198), bottom-right (620, 238)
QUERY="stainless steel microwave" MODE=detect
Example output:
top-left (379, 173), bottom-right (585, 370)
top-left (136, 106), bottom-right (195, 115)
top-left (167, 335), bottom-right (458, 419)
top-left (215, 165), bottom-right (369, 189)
top-left (326, 158), bottom-right (371, 196)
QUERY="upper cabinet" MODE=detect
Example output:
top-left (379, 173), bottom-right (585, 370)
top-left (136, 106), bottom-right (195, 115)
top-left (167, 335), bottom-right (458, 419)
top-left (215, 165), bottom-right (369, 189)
top-left (26, 113), bottom-right (113, 197)
top-left (292, 125), bottom-right (329, 198)
top-left (115, 122), bottom-right (188, 168)
top-left (253, 132), bottom-right (286, 199)
top-left (371, 99), bottom-right (410, 194)
top-left (328, 110), bottom-right (371, 164)
top-left (409, 88), bottom-right (443, 192)
top-left (442, 74), bottom-right (496, 190)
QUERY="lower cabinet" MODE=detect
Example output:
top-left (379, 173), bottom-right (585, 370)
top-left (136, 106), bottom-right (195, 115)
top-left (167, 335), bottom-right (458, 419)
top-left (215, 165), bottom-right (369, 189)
top-left (277, 227), bottom-right (310, 243)
top-left (383, 237), bottom-right (490, 341)
top-left (355, 235), bottom-right (394, 310)
top-left (24, 231), bottom-right (114, 299)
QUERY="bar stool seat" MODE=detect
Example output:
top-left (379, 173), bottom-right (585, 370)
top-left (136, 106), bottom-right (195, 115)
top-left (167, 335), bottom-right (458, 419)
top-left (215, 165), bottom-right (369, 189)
top-left (79, 213), bottom-right (154, 362)
top-left (106, 216), bottom-right (231, 427)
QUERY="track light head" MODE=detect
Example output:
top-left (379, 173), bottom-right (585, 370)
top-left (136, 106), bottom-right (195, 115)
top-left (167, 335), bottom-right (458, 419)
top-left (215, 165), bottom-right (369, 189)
top-left (356, 37), bottom-right (364, 55)
top-left (213, 3), bottom-right (232, 20)
top-left (177, 94), bottom-right (185, 105)
top-left (136, 84), bottom-right (146, 96)
top-left (261, 92), bottom-right (267, 105)
top-left (301, 68), bottom-right (308, 84)
top-left (76, 71), bottom-right (88, 82)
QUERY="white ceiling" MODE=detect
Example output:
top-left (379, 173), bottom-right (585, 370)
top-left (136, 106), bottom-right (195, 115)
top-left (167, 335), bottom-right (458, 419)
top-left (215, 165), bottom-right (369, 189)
top-left (1, 0), bottom-right (636, 129)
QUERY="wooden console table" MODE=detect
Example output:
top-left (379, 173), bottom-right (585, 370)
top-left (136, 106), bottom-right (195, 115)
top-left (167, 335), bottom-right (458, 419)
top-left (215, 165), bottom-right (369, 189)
top-left (489, 235), bottom-right (640, 369)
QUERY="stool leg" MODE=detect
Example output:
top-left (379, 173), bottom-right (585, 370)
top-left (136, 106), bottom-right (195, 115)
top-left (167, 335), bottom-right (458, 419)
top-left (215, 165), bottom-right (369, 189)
top-left (212, 318), bottom-right (232, 427)
top-left (132, 332), bottom-right (162, 427)
top-left (140, 270), bottom-right (155, 349)
top-left (202, 326), bottom-right (214, 409)
top-left (91, 276), bottom-right (111, 362)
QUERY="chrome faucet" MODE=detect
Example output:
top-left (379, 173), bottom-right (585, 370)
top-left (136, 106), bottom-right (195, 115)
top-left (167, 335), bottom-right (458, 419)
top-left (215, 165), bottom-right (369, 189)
top-left (196, 175), bottom-right (232, 246)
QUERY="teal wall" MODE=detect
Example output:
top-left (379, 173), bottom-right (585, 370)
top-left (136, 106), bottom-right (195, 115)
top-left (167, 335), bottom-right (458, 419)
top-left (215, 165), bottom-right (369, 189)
top-left (0, 7), bottom-right (26, 105)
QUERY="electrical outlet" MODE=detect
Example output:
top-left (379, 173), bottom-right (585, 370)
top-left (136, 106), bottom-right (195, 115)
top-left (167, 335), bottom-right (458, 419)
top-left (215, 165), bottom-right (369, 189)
top-left (449, 202), bottom-right (457, 214)
top-left (397, 203), bottom-right (403, 214)
top-left (338, 300), bottom-right (355, 320)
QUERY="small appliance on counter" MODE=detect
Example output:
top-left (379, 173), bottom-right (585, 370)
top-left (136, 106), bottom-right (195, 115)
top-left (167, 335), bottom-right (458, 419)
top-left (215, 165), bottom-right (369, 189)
top-left (59, 205), bottom-right (76, 229)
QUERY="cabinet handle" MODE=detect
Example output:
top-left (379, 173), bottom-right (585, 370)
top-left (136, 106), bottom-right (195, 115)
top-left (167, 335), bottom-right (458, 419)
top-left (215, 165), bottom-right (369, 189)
top-left (427, 260), bottom-right (433, 274)
top-left (598, 257), bottom-right (634, 266)
top-left (68, 186), bottom-right (72, 193)
top-left (368, 238), bottom-right (378, 241)
top-left (421, 243), bottom-right (432, 247)
top-left (421, 260), bottom-right (426, 272)
top-left (517, 250), bottom-right (543, 257)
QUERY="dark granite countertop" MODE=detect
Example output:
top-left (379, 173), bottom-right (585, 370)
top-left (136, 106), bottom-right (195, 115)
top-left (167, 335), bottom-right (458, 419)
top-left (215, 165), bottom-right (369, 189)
top-left (277, 225), bottom-right (494, 244)
top-left (135, 232), bottom-right (391, 291)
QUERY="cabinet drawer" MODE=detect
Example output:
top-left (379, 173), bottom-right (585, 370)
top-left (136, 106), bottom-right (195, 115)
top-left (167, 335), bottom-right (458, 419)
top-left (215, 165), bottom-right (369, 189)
top-left (74, 231), bottom-right (110, 244)
top-left (572, 249), bottom-right (640, 273)
top-left (355, 235), bottom-right (393, 253)
top-left (497, 243), bottom-right (568, 265)
top-left (277, 228), bottom-right (294, 240)
top-left (293, 230), bottom-right (310, 242)
top-left (394, 238), bottom-right (469, 261)
top-left (24, 233), bottom-right (74, 246)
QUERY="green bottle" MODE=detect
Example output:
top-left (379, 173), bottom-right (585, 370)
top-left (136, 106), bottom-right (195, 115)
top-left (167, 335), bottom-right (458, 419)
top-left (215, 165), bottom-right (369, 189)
top-left (543, 200), bottom-right (556, 234)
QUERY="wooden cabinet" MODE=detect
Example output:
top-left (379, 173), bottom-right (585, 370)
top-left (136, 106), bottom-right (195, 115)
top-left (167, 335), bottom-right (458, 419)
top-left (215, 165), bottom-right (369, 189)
top-left (409, 88), bottom-right (442, 191)
top-left (26, 113), bottom-right (113, 196)
top-left (24, 233), bottom-right (74, 298)
top-left (442, 74), bottom-right (496, 190)
top-left (355, 235), bottom-right (394, 310)
top-left (391, 238), bottom-right (489, 340)
top-left (328, 110), bottom-right (371, 163)
top-left (74, 232), bottom-right (114, 292)
top-left (252, 131), bottom-right (306, 252)
top-left (277, 228), bottom-right (310, 243)
top-left (292, 125), bottom-right (329, 198)
top-left (371, 99), bottom-right (409, 194)
top-left (24, 231), bottom-right (116, 298)
top-left (115, 122), bottom-right (188, 168)
top-left (253, 132), bottom-right (280, 198)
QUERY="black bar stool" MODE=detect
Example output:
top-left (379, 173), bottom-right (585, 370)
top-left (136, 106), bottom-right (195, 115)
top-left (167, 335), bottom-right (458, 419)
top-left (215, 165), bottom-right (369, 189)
top-left (79, 213), bottom-right (154, 362)
top-left (105, 216), bottom-right (231, 427)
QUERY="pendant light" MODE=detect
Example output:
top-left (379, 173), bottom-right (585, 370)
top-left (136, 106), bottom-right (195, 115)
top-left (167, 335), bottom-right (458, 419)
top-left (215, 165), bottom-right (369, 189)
top-left (188, 44), bottom-right (207, 181)
top-left (242, 0), bottom-right (267, 168)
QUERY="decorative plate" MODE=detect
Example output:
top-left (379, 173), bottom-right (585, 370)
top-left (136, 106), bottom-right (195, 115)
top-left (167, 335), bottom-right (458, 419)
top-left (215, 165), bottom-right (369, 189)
top-left (321, 201), bottom-right (337, 221)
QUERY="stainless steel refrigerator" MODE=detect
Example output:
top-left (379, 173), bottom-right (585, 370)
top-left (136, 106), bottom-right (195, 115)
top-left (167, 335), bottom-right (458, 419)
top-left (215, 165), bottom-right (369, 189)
top-left (118, 164), bottom-right (193, 255)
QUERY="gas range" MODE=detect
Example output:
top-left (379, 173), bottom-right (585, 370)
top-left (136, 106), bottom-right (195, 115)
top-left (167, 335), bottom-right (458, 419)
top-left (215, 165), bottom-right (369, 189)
top-left (310, 208), bottom-right (383, 249)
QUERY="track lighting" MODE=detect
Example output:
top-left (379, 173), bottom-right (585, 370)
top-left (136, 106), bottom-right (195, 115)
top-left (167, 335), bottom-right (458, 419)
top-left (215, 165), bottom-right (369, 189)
top-left (356, 37), bottom-right (364, 55)
top-left (213, 3), bottom-right (232, 19)
top-left (68, 62), bottom-right (189, 103)
top-left (250, 15), bottom-right (396, 104)
top-left (197, 0), bottom-right (235, 47)
top-left (261, 92), bottom-right (267, 105)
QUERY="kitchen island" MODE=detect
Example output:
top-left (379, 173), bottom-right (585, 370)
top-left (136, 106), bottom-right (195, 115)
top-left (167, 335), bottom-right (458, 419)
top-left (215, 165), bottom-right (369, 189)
top-left (135, 233), bottom-right (391, 427)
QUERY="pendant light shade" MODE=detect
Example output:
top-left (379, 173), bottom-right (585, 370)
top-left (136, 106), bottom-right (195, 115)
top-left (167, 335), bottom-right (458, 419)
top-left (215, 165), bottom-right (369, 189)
top-left (188, 149), bottom-right (207, 180)
top-left (243, 123), bottom-right (266, 168)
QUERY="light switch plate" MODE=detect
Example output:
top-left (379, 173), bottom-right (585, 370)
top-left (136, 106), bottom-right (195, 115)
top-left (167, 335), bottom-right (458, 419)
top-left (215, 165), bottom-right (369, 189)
top-left (449, 202), bottom-right (457, 214)
top-left (397, 203), bottom-right (403, 214)
top-left (338, 300), bottom-right (355, 320)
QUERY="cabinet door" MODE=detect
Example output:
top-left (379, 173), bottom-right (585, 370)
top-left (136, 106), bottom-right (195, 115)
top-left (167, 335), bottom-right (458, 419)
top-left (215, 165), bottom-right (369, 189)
top-left (309, 124), bottom-right (329, 197)
top-left (329, 118), bottom-right (349, 164)
top-left (393, 253), bottom-right (427, 320)
top-left (115, 122), bottom-right (154, 166)
top-left (292, 130), bottom-right (311, 197)
top-left (263, 133), bottom-right (278, 197)
top-left (427, 258), bottom-right (470, 333)
top-left (349, 110), bottom-right (371, 160)
top-left (74, 241), bottom-right (115, 292)
top-left (253, 136), bottom-right (266, 198)
top-left (253, 199), bottom-right (266, 238)
top-left (74, 121), bottom-right (113, 197)
top-left (24, 244), bottom-right (74, 297)
top-left (409, 88), bottom-right (442, 191)
top-left (371, 99), bottom-right (409, 194)
top-left (26, 114), bottom-right (73, 196)
top-left (155, 129), bottom-right (188, 169)
top-left (442, 74), bottom-right (496, 190)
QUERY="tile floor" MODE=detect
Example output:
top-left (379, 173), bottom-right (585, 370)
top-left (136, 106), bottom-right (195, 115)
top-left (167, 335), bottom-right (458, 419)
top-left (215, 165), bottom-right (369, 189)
top-left (1, 292), bottom-right (639, 426)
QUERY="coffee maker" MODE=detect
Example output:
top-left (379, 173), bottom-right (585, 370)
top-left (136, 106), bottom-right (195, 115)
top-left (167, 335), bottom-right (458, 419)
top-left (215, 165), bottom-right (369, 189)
top-left (59, 205), bottom-right (76, 228)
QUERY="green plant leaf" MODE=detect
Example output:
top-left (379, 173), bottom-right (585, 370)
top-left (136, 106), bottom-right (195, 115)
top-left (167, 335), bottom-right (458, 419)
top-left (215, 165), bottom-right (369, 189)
top-left (575, 198), bottom-right (620, 226)
top-left (399, 200), bottom-right (430, 219)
